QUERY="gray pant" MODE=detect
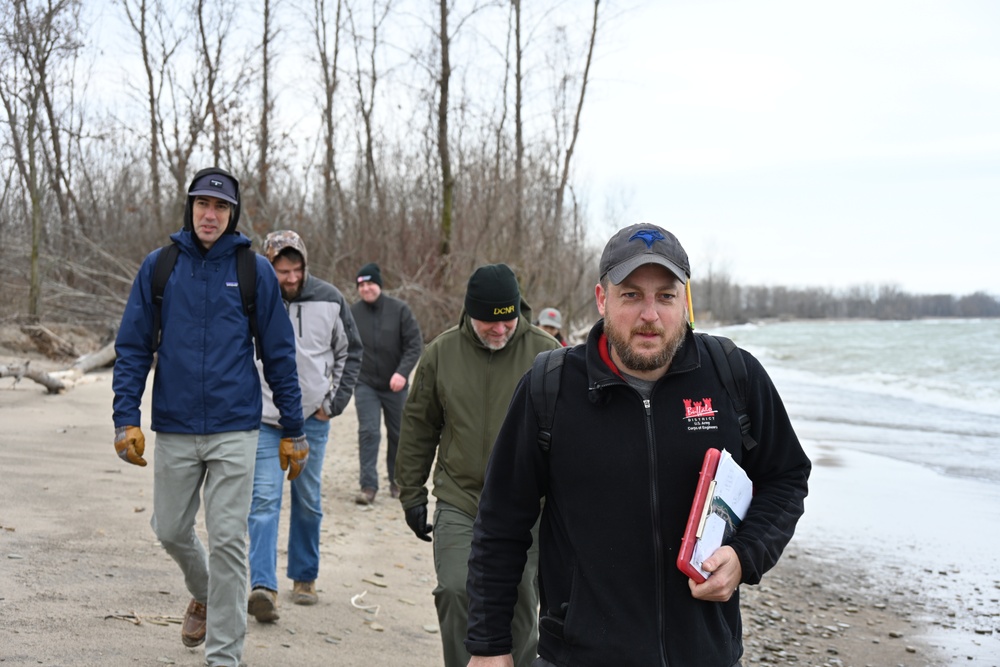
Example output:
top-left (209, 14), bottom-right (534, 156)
top-left (151, 431), bottom-right (257, 667)
top-left (433, 501), bottom-right (539, 667)
top-left (355, 381), bottom-right (407, 490)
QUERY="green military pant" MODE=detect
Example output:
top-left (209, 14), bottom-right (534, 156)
top-left (432, 501), bottom-right (539, 667)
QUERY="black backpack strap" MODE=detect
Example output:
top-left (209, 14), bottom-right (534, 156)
top-left (700, 333), bottom-right (757, 451)
top-left (236, 246), bottom-right (262, 359)
top-left (150, 243), bottom-right (180, 354)
top-left (530, 346), bottom-right (570, 453)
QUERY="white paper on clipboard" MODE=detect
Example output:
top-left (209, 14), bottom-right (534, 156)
top-left (689, 450), bottom-right (752, 579)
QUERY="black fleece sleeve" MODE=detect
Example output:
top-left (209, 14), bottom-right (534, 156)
top-left (728, 350), bottom-right (811, 585)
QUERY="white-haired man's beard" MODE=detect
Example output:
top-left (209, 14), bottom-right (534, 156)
top-left (474, 327), bottom-right (514, 351)
top-left (604, 315), bottom-right (687, 374)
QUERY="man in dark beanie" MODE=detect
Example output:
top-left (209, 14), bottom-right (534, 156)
top-left (395, 263), bottom-right (560, 667)
top-left (356, 261), bottom-right (383, 289)
top-left (350, 262), bottom-right (423, 505)
top-left (113, 168), bottom-right (305, 666)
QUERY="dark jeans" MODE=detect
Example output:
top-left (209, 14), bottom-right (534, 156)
top-left (354, 381), bottom-right (407, 490)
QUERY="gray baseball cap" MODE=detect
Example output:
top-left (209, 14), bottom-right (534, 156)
top-left (599, 223), bottom-right (690, 285)
top-left (188, 172), bottom-right (239, 205)
top-left (537, 308), bottom-right (563, 329)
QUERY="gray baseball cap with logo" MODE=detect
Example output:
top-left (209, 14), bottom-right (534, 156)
top-left (188, 172), bottom-right (239, 205)
top-left (599, 223), bottom-right (690, 285)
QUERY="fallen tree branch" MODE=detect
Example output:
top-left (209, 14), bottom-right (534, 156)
top-left (20, 325), bottom-right (78, 360)
top-left (1, 341), bottom-right (116, 394)
top-left (0, 361), bottom-right (67, 393)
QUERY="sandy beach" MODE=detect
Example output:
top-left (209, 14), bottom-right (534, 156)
top-left (1, 338), bottom-right (997, 666)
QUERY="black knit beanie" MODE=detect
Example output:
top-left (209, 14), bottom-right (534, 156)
top-left (356, 262), bottom-right (383, 288)
top-left (464, 263), bottom-right (521, 322)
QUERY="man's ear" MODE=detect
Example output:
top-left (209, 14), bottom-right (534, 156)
top-left (595, 282), bottom-right (607, 317)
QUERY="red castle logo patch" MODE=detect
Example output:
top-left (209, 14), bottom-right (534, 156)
top-left (683, 397), bottom-right (719, 433)
top-left (683, 398), bottom-right (717, 419)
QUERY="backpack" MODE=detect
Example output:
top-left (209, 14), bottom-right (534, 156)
top-left (150, 243), bottom-right (262, 359)
top-left (530, 332), bottom-right (757, 454)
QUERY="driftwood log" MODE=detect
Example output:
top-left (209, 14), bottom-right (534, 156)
top-left (0, 341), bottom-right (116, 394)
top-left (20, 324), bottom-right (79, 359)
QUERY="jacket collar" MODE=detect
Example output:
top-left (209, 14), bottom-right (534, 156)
top-left (585, 319), bottom-right (700, 389)
top-left (171, 228), bottom-right (250, 260)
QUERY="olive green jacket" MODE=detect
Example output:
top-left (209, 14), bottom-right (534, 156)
top-left (396, 308), bottom-right (561, 518)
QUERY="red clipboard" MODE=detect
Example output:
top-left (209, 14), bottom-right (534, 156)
top-left (676, 448), bottom-right (724, 583)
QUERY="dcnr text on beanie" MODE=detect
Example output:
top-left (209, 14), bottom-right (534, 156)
top-left (464, 264), bottom-right (521, 322)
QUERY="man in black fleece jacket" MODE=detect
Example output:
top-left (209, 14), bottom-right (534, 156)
top-left (465, 224), bottom-right (811, 667)
top-left (350, 262), bottom-right (423, 504)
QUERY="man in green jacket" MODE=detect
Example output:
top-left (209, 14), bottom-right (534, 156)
top-left (395, 263), bottom-right (561, 667)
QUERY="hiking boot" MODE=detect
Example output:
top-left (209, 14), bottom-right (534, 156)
top-left (292, 580), bottom-right (318, 606)
top-left (355, 487), bottom-right (376, 505)
top-left (181, 598), bottom-right (207, 647)
top-left (247, 587), bottom-right (279, 622)
top-left (389, 482), bottom-right (400, 499)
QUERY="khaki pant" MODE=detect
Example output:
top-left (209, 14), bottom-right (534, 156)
top-left (151, 430), bottom-right (257, 667)
top-left (432, 501), bottom-right (539, 667)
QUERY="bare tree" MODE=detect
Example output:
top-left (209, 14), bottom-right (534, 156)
top-left (310, 0), bottom-right (345, 241)
top-left (344, 0), bottom-right (391, 223)
top-left (552, 0), bottom-right (598, 230)
top-left (195, 0), bottom-right (232, 165)
top-left (0, 27), bottom-right (44, 319)
top-left (436, 0), bottom-right (454, 261)
top-left (258, 0), bottom-right (278, 208)
top-left (0, 0), bottom-right (83, 319)
top-left (0, 0), bottom-right (614, 334)
top-left (512, 0), bottom-right (524, 243)
top-left (32, 0), bottom-right (82, 239)
top-left (120, 0), bottom-right (180, 231)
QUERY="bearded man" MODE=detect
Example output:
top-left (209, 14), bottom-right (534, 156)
top-left (464, 224), bottom-right (812, 667)
top-left (394, 263), bottom-right (561, 667)
top-left (246, 230), bottom-right (362, 621)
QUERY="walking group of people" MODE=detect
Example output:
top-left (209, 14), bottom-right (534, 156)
top-left (112, 167), bottom-right (810, 667)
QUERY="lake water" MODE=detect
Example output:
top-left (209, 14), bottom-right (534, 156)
top-left (706, 318), bottom-right (1000, 485)
top-left (704, 319), bottom-right (1000, 660)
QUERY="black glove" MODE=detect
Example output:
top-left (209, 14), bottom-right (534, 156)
top-left (404, 504), bottom-right (433, 542)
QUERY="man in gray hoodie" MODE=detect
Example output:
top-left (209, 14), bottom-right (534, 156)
top-left (246, 230), bottom-right (363, 621)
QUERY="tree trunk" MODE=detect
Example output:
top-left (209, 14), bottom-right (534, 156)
top-left (122, 0), bottom-right (165, 231)
top-left (313, 0), bottom-right (344, 244)
top-left (437, 0), bottom-right (453, 260)
top-left (554, 0), bottom-right (599, 228)
top-left (513, 0), bottom-right (523, 245)
top-left (197, 0), bottom-right (223, 165)
top-left (258, 0), bottom-right (274, 209)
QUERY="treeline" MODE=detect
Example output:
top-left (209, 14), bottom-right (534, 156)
top-left (0, 0), bottom-right (605, 339)
top-left (695, 274), bottom-right (1000, 323)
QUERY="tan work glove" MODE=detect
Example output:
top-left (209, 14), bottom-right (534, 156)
top-left (279, 434), bottom-right (309, 481)
top-left (114, 425), bottom-right (147, 466)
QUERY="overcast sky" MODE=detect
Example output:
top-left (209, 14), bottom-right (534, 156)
top-left (574, 0), bottom-right (999, 296)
